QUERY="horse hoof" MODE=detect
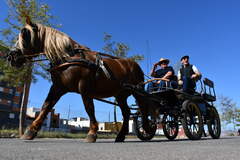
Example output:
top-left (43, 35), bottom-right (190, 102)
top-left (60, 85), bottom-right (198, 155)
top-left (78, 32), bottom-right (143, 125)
top-left (85, 134), bottom-right (97, 143)
top-left (20, 128), bottom-right (37, 140)
top-left (115, 136), bottom-right (125, 142)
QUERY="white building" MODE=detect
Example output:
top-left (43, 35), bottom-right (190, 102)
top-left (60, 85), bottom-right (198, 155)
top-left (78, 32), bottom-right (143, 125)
top-left (26, 107), bottom-right (51, 129)
top-left (129, 119), bottom-right (135, 133)
top-left (68, 117), bottom-right (90, 129)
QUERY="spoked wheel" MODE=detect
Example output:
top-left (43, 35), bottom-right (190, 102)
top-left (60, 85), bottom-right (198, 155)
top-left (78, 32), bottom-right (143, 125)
top-left (162, 114), bottom-right (179, 140)
top-left (181, 101), bottom-right (203, 140)
top-left (134, 113), bottom-right (157, 141)
top-left (207, 107), bottom-right (221, 139)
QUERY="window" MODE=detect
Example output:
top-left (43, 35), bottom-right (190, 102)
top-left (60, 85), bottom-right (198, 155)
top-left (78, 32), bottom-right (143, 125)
top-left (0, 87), bottom-right (3, 92)
top-left (9, 89), bottom-right (14, 94)
top-left (13, 103), bottom-right (19, 108)
top-left (15, 92), bottom-right (21, 96)
top-left (9, 113), bottom-right (15, 119)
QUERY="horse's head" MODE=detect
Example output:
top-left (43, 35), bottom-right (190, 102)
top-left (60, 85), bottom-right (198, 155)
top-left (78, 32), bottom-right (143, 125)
top-left (7, 17), bottom-right (43, 68)
top-left (18, 17), bottom-right (42, 55)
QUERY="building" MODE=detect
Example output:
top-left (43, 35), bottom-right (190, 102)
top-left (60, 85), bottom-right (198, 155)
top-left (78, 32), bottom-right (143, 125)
top-left (0, 49), bottom-right (25, 128)
top-left (68, 117), bottom-right (90, 129)
top-left (98, 122), bottom-right (123, 133)
top-left (156, 123), bottom-right (164, 135)
top-left (67, 117), bottom-right (124, 133)
top-left (0, 82), bottom-right (23, 128)
top-left (26, 107), bottom-right (60, 130)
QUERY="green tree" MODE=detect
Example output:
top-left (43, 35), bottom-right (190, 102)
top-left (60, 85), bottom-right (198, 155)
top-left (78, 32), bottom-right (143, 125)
top-left (219, 96), bottom-right (238, 130)
top-left (0, 0), bottom-right (58, 84)
top-left (235, 109), bottom-right (240, 127)
top-left (103, 33), bottom-right (144, 61)
top-left (0, 0), bottom-right (58, 135)
top-left (102, 33), bottom-right (144, 128)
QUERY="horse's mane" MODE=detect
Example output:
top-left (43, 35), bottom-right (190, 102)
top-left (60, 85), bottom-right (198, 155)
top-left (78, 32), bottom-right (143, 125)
top-left (37, 23), bottom-right (76, 61)
top-left (19, 23), bottom-right (90, 62)
top-left (19, 23), bottom-right (121, 62)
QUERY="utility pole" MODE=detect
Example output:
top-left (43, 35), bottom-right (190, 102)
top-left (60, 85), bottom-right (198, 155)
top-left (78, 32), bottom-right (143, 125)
top-left (67, 105), bottom-right (71, 125)
top-left (146, 40), bottom-right (151, 74)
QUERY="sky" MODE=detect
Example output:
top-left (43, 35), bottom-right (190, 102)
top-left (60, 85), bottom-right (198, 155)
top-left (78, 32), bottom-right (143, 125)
top-left (0, 0), bottom-right (240, 122)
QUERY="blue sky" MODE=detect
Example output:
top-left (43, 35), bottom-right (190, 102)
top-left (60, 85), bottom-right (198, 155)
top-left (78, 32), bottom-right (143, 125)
top-left (0, 0), bottom-right (239, 122)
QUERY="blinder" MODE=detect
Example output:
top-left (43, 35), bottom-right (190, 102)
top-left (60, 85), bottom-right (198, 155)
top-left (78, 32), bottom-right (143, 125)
top-left (7, 48), bottom-right (27, 68)
top-left (21, 28), bottom-right (31, 49)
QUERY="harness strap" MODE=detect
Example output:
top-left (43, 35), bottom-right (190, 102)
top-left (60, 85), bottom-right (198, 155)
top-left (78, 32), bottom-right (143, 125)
top-left (95, 53), bottom-right (111, 80)
top-left (48, 59), bottom-right (98, 72)
top-left (49, 56), bottom-right (112, 80)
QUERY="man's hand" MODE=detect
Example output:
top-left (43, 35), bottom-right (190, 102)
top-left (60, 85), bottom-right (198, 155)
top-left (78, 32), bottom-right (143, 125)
top-left (154, 62), bottom-right (160, 67)
top-left (191, 74), bottom-right (198, 79)
top-left (150, 62), bottom-right (159, 77)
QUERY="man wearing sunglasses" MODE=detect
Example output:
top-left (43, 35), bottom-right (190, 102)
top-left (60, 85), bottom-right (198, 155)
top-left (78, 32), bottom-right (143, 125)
top-left (178, 55), bottom-right (201, 94)
top-left (147, 58), bottom-right (177, 92)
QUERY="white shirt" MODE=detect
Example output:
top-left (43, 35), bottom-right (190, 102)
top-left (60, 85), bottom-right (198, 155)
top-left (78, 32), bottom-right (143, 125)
top-left (177, 65), bottom-right (201, 80)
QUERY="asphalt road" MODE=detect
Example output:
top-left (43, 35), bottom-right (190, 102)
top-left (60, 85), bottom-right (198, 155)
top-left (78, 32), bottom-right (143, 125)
top-left (0, 136), bottom-right (240, 160)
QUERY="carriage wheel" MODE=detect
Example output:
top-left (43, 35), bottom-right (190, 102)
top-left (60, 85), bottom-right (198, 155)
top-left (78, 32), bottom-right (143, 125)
top-left (162, 114), bottom-right (179, 140)
top-left (207, 107), bottom-right (221, 139)
top-left (181, 101), bottom-right (203, 140)
top-left (134, 113), bottom-right (157, 141)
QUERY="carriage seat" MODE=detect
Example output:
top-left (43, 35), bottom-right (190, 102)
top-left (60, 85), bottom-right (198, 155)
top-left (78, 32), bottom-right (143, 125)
top-left (202, 93), bottom-right (216, 102)
top-left (201, 78), bottom-right (216, 102)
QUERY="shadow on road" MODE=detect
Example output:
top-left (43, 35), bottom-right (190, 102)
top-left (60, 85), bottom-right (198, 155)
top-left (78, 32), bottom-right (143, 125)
top-left (18, 136), bottom-right (239, 144)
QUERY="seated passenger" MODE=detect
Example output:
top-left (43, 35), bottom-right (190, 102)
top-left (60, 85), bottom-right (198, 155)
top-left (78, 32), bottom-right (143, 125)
top-left (178, 55), bottom-right (202, 94)
top-left (147, 58), bottom-right (177, 92)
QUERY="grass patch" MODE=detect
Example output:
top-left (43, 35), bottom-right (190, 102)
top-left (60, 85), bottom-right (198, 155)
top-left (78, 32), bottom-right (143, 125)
top-left (0, 129), bottom-right (164, 139)
top-left (0, 129), bottom-right (19, 138)
top-left (0, 129), bottom-right (120, 139)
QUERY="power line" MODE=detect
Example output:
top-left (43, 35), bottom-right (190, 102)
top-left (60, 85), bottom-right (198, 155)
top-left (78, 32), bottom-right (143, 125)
top-left (146, 40), bottom-right (151, 77)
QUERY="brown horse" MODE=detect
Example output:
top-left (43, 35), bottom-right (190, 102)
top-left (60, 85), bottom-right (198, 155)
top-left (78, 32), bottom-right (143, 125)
top-left (7, 18), bottom-right (148, 142)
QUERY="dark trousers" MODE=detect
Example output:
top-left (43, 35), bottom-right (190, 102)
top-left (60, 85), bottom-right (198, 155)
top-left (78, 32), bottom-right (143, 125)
top-left (147, 80), bottom-right (178, 93)
top-left (182, 76), bottom-right (196, 93)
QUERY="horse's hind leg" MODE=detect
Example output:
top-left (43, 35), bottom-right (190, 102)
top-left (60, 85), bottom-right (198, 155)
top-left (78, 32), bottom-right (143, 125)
top-left (81, 95), bottom-right (98, 143)
top-left (21, 85), bottom-right (65, 140)
top-left (115, 95), bottom-right (130, 142)
top-left (133, 94), bottom-right (152, 133)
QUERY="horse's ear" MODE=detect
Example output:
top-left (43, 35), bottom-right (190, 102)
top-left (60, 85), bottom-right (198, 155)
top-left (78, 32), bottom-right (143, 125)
top-left (26, 16), bottom-right (34, 26)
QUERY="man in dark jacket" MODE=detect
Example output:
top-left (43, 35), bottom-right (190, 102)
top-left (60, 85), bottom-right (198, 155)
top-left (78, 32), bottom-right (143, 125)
top-left (147, 58), bottom-right (177, 92)
top-left (177, 55), bottom-right (201, 94)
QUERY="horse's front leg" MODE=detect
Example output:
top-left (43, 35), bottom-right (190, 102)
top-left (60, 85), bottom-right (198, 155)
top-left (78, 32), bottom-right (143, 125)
top-left (81, 95), bottom-right (98, 143)
top-left (21, 85), bottom-right (66, 140)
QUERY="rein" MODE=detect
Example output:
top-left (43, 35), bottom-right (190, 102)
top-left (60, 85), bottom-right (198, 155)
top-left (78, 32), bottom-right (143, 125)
top-left (22, 53), bottom-right (48, 62)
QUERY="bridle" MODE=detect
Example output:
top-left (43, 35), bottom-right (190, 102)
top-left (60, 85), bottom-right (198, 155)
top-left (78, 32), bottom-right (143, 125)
top-left (6, 48), bottom-right (49, 69)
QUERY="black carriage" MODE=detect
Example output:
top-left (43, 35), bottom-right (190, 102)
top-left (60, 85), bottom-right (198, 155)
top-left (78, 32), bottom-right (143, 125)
top-left (129, 77), bottom-right (221, 141)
